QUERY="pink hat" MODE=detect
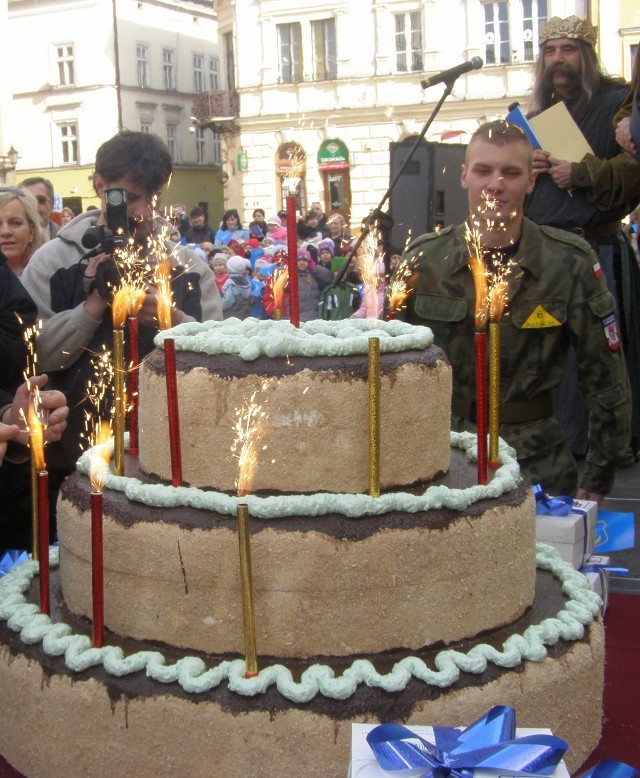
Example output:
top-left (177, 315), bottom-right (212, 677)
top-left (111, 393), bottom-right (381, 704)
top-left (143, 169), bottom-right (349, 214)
top-left (267, 215), bottom-right (282, 227)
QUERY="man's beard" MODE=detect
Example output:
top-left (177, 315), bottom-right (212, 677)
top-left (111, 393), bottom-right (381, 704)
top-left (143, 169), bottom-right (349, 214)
top-left (541, 62), bottom-right (585, 107)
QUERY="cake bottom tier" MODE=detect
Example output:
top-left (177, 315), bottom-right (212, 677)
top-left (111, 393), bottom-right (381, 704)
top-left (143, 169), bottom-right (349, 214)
top-left (0, 560), bottom-right (604, 778)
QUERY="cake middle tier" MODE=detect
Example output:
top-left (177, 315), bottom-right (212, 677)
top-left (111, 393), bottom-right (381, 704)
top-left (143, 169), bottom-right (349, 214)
top-left (57, 448), bottom-right (535, 659)
top-left (138, 345), bottom-right (452, 494)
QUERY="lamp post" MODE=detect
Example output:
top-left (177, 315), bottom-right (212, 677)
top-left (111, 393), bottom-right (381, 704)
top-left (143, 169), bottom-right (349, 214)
top-left (0, 145), bottom-right (19, 183)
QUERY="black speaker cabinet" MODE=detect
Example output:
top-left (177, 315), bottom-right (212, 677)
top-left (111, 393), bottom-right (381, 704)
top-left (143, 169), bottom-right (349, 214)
top-left (388, 139), bottom-right (468, 252)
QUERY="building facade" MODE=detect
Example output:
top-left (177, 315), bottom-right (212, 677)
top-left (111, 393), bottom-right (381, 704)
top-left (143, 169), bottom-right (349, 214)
top-left (3, 0), bottom-right (224, 215)
top-left (192, 0), bottom-right (638, 245)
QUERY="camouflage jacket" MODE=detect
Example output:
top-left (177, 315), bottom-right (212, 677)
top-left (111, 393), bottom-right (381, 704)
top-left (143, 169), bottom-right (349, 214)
top-left (401, 218), bottom-right (631, 495)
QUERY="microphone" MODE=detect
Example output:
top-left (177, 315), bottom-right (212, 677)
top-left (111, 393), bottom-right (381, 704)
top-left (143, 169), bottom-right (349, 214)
top-left (421, 57), bottom-right (483, 89)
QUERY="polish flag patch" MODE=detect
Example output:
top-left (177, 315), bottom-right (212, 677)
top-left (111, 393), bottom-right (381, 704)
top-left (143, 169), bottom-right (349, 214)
top-left (593, 260), bottom-right (603, 279)
top-left (602, 314), bottom-right (620, 351)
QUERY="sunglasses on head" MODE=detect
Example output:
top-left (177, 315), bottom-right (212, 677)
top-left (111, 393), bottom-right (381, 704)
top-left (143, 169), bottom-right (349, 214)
top-left (0, 186), bottom-right (26, 197)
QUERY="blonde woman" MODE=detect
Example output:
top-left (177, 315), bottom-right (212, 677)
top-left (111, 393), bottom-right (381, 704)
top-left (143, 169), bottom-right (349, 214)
top-left (0, 187), bottom-right (46, 275)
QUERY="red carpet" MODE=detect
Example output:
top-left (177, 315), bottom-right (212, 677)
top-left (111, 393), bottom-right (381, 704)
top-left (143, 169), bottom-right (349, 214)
top-left (1, 593), bottom-right (639, 777)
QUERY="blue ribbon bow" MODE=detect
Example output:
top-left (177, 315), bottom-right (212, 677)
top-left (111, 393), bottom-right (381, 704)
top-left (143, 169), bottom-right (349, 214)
top-left (366, 706), bottom-right (568, 778)
top-left (0, 548), bottom-right (30, 577)
top-left (578, 761), bottom-right (638, 778)
top-left (532, 485), bottom-right (574, 517)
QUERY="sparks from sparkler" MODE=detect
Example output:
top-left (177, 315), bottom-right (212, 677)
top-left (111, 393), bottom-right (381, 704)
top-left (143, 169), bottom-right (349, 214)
top-left (271, 265), bottom-right (289, 313)
top-left (387, 256), bottom-right (415, 315)
top-left (359, 230), bottom-right (385, 319)
top-left (88, 421), bottom-right (113, 492)
top-left (283, 148), bottom-right (307, 194)
top-left (28, 402), bottom-right (45, 472)
top-left (80, 347), bottom-right (115, 452)
top-left (232, 384), bottom-right (271, 498)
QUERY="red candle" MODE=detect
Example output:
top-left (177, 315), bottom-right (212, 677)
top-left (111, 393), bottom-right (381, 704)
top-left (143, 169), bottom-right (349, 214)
top-left (475, 331), bottom-right (488, 485)
top-left (285, 195), bottom-right (300, 327)
top-left (164, 337), bottom-right (182, 486)
top-left (128, 316), bottom-right (140, 456)
top-left (37, 470), bottom-right (50, 615)
top-left (91, 490), bottom-right (104, 647)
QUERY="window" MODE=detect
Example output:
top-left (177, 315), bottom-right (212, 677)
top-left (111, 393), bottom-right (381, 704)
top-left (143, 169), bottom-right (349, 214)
top-left (311, 19), bottom-right (337, 81)
top-left (193, 54), bottom-right (205, 93)
top-left (137, 44), bottom-right (150, 87)
top-left (140, 121), bottom-right (152, 134)
top-left (195, 127), bottom-right (206, 165)
top-left (484, 2), bottom-right (510, 65)
top-left (224, 32), bottom-right (236, 91)
top-left (166, 124), bottom-right (178, 161)
top-left (394, 11), bottom-right (423, 73)
top-left (163, 49), bottom-right (176, 90)
top-left (522, 0), bottom-right (547, 61)
top-left (212, 132), bottom-right (222, 166)
top-left (209, 56), bottom-right (220, 91)
top-left (59, 122), bottom-right (78, 164)
top-left (55, 44), bottom-right (75, 86)
top-left (277, 23), bottom-right (302, 84)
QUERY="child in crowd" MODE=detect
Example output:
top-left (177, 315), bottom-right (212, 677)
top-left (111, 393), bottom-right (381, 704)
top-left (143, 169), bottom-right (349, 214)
top-left (208, 251), bottom-right (230, 295)
top-left (316, 238), bottom-right (335, 271)
top-left (296, 248), bottom-right (332, 322)
top-left (266, 215), bottom-right (287, 243)
top-left (248, 208), bottom-right (268, 241)
top-left (249, 259), bottom-right (273, 319)
top-left (220, 255), bottom-right (252, 319)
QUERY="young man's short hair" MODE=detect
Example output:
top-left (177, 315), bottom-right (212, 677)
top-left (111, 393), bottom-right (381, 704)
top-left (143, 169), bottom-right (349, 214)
top-left (94, 131), bottom-right (172, 195)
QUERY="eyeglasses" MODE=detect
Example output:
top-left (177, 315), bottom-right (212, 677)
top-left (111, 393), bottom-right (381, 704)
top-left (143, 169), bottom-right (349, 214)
top-left (35, 195), bottom-right (52, 205)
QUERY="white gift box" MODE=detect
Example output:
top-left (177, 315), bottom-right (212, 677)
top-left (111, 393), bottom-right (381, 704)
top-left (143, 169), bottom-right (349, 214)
top-left (535, 499), bottom-right (598, 569)
top-left (349, 723), bottom-right (570, 778)
top-left (581, 555), bottom-right (610, 613)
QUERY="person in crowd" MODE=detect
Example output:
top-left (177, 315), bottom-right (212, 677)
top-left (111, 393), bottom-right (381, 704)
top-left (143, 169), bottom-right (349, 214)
top-left (265, 215), bottom-right (287, 243)
top-left (400, 120), bottom-right (630, 502)
top-left (326, 213), bottom-right (351, 255)
top-left (248, 208), bottom-right (268, 241)
top-left (297, 209), bottom-right (325, 243)
top-left (524, 14), bottom-right (640, 461)
top-left (249, 259), bottom-right (272, 319)
top-left (214, 208), bottom-right (250, 245)
top-left (389, 247), bottom-right (403, 273)
top-left (316, 238), bottom-right (335, 271)
top-left (185, 206), bottom-right (216, 245)
top-left (170, 204), bottom-right (191, 238)
top-left (60, 206), bottom-right (76, 226)
top-left (294, 248), bottom-right (332, 322)
top-left (20, 177), bottom-right (59, 241)
top-left (220, 255), bottom-right (252, 319)
top-left (310, 201), bottom-right (328, 233)
top-left (208, 251), bottom-right (230, 294)
top-left (614, 45), bottom-right (639, 157)
top-left (0, 245), bottom-right (68, 551)
top-left (20, 130), bottom-right (222, 513)
top-left (0, 187), bottom-right (46, 275)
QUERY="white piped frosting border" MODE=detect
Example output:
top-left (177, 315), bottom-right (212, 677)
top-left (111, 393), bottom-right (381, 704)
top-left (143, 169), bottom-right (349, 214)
top-left (154, 318), bottom-right (434, 361)
top-left (0, 544), bottom-right (601, 702)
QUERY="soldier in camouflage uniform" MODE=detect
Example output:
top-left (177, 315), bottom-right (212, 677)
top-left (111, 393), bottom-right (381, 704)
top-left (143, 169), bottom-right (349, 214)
top-left (400, 120), bottom-right (630, 500)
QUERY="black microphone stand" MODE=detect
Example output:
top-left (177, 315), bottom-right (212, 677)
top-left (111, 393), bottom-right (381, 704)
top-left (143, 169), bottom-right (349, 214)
top-left (334, 79), bottom-right (457, 286)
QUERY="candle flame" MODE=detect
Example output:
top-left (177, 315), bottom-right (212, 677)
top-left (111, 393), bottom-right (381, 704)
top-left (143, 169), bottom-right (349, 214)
top-left (466, 222), bottom-right (489, 330)
top-left (232, 385), bottom-right (270, 498)
top-left (89, 421), bottom-right (113, 492)
top-left (28, 401), bottom-right (46, 472)
top-left (359, 232), bottom-right (384, 319)
top-left (112, 287), bottom-right (129, 330)
top-left (283, 148), bottom-right (307, 193)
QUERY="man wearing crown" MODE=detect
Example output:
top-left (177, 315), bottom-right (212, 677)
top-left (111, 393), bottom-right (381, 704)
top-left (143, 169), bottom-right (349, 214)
top-left (524, 15), bottom-right (640, 465)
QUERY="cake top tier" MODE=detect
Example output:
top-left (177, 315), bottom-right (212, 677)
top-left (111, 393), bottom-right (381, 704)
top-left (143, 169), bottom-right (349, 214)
top-left (153, 318), bottom-right (434, 361)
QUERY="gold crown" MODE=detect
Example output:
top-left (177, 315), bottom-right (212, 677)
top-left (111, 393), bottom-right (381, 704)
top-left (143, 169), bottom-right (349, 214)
top-left (539, 15), bottom-right (597, 48)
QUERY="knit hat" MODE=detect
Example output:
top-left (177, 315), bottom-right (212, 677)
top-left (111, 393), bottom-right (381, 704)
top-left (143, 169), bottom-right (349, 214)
top-left (318, 238), bottom-right (335, 257)
top-left (297, 249), bottom-right (312, 262)
top-left (227, 255), bottom-right (251, 274)
top-left (267, 215), bottom-right (282, 227)
top-left (254, 258), bottom-right (270, 272)
top-left (247, 237), bottom-right (260, 249)
top-left (210, 252), bottom-right (228, 265)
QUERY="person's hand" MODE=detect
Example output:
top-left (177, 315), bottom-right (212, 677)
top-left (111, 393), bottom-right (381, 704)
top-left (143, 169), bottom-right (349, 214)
top-left (2, 376), bottom-right (68, 449)
top-left (532, 148), bottom-right (552, 175)
top-left (548, 159), bottom-right (573, 189)
top-left (83, 253), bottom-right (112, 321)
top-left (137, 287), bottom-right (184, 328)
top-left (0, 423), bottom-right (20, 462)
top-left (575, 487), bottom-right (604, 505)
top-left (615, 117), bottom-right (638, 156)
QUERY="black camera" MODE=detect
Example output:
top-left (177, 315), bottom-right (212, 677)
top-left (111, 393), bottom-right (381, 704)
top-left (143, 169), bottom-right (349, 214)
top-left (81, 188), bottom-right (131, 300)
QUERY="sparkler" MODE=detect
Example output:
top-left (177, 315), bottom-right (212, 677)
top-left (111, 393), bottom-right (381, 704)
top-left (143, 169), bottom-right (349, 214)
top-left (386, 258), bottom-right (414, 319)
top-left (111, 288), bottom-right (128, 476)
top-left (271, 265), bottom-right (289, 320)
top-left (368, 337), bottom-right (381, 497)
top-left (28, 402), bottom-right (49, 614)
top-left (21, 321), bottom-right (44, 560)
top-left (488, 269), bottom-right (510, 469)
top-left (359, 232), bottom-right (384, 320)
top-left (87, 421), bottom-right (112, 647)
top-left (283, 149), bottom-right (306, 328)
top-left (232, 387), bottom-right (270, 678)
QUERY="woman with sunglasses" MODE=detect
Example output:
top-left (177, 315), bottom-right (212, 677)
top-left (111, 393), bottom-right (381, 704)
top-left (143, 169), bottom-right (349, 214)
top-left (0, 187), bottom-right (46, 275)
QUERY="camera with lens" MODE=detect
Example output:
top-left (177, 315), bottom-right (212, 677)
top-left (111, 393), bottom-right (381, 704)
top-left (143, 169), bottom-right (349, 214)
top-left (81, 188), bottom-right (130, 300)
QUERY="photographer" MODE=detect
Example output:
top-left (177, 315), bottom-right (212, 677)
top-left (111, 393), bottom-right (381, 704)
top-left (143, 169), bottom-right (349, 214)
top-left (21, 131), bottom-right (222, 517)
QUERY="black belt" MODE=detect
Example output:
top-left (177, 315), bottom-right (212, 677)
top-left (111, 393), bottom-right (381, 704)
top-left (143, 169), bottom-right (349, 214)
top-left (452, 393), bottom-right (553, 424)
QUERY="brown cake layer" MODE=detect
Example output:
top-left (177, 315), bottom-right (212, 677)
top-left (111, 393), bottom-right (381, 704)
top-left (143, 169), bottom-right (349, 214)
top-left (138, 344), bottom-right (453, 494)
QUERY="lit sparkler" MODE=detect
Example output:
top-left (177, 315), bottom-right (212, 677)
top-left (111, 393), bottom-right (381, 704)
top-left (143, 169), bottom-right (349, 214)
top-left (28, 402), bottom-right (49, 613)
top-left (271, 265), bottom-right (289, 320)
top-left (358, 231), bottom-right (384, 320)
top-left (282, 148), bottom-right (307, 196)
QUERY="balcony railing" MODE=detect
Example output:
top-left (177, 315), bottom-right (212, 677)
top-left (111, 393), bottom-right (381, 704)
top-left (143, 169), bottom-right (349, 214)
top-left (192, 90), bottom-right (239, 133)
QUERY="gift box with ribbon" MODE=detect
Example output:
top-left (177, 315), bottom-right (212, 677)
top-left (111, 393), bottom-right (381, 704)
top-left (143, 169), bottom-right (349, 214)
top-left (350, 705), bottom-right (570, 778)
top-left (533, 486), bottom-right (598, 569)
